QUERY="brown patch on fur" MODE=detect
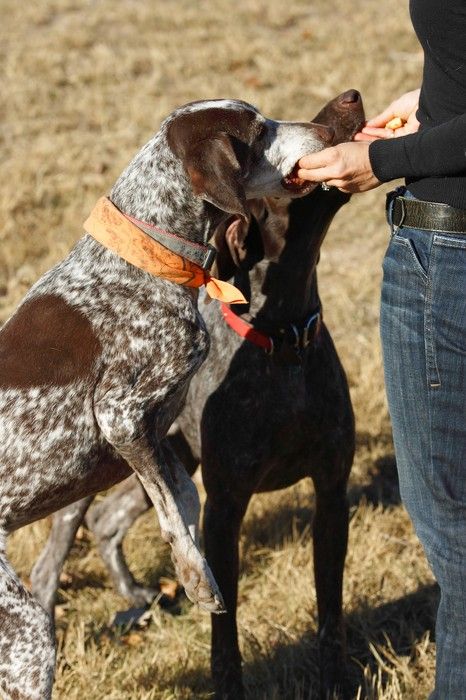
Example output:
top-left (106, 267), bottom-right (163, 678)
top-left (0, 294), bottom-right (101, 388)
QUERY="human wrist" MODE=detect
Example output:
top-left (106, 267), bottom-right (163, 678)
top-left (369, 138), bottom-right (412, 183)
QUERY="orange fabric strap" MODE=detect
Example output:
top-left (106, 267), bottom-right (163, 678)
top-left (83, 197), bottom-right (246, 304)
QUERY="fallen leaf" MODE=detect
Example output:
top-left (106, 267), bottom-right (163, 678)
top-left (159, 577), bottom-right (179, 600)
top-left (59, 571), bottom-right (73, 585)
top-left (55, 605), bottom-right (66, 620)
top-left (121, 632), bottom-right (144, 647)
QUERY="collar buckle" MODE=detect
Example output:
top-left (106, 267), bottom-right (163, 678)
top-left (302, 311), bottom-right (321, 349)
top-left (200, 244), bottom-right (217, 271)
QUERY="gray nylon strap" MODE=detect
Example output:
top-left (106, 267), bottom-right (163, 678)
top-left (133, 219), bottom-right (217, 270)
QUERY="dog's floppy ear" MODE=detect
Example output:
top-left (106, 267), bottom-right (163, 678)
top-left (212, 216), bottom-right (249, 281)
top-left (184, 134), bottom-right (248, 219)
top-left (224, 216), bottom-right (250, 267)
top-left (167, 106), bottom-right (259, 220)
top-left (213, 214), bottom-right (265, 281)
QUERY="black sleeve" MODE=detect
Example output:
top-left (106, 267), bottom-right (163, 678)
top-left (368, 113), bottom-right (466, 182)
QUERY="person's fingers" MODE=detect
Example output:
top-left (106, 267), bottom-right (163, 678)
top-left (298, 149), bottom-right (336, 170)
top-left (395, 118), bottom-right (420, 137)
top-left (361, 125), bottom-right (394, 138)
top-left (296, 166), bottom-right (338, 182)
top-left (394, 125), bottom-right (415, 137)
top-left (365, 103), bottom-right (400, 127)
top-left (353, 132), bottom-right (378, 143)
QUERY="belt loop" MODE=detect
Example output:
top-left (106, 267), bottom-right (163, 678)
top-left (396, 197), bottom-right (406, 229)
top-left (386, 190), bottom-right (398, 236)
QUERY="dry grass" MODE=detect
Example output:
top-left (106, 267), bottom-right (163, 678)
top-left (1, 1), bottom-right (437, 698)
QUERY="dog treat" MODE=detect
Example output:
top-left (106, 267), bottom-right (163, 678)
top-left (386, 116), bottom-right (404, 130)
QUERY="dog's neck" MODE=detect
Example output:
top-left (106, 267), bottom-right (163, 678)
top-left (110, 128), bottom-right (221, 246)
top-left (240, 188), bottom-right (350, 325)
top-left (240, 236), bottom-right (321, 325)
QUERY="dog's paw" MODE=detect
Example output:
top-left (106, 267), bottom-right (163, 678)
top-left (172, 549), bottom-right (225, 614)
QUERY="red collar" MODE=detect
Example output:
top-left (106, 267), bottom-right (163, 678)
top-left (220, 303), bottom-right (322, 356)
top-left (221, 303), bottom-right (274, 353)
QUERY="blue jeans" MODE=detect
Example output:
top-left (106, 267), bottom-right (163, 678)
top-left (381, 190), bottom-right (466, 699)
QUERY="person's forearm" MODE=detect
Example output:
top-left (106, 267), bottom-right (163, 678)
top-left (369, 113), bottom-right (466, 182)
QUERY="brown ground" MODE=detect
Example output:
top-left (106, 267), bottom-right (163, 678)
top-left (1, 1), bottom-right (436, 698)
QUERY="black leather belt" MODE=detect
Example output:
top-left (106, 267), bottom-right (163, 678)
top-left (388, 195), bottom-right (466, 235)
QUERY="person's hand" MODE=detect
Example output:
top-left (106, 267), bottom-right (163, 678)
top-left (354, 89), bottom-right (420, 142)
top-left (297, 141), bottom-right (381, 193)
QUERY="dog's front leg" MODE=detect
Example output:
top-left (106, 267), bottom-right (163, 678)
top-left (121, 438), bottom-right (223, 613)
top-left (94, 374), bottom-right (224, 614)
top-left (160, 438), bottom-right (200, 545)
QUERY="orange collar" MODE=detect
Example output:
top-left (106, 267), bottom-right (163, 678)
top-left (83, 197), bottom-right (246, 304)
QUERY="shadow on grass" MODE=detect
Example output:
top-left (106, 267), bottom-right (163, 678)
top-left (133, 584), bottom-right (437, 699)
top-left (349, 453), bottom-right (401, 509)
top-left (57, 570), bottom-right (108, 597)
top-left (240, 448), bottom-right (401, 561)
top-left (56, 432), bottom-right (400, 598)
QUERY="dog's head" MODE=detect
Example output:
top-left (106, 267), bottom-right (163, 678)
top-left (212, 90), bottom-right (365, 275)
top-left (110, 98), bottom-right (335, 244)
top-left (312, 89), bottom-right (365, 145)
top-left (166, 98), bottom-right (334, 222)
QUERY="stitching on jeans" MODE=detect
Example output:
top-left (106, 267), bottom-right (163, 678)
top-left (433, 234), bottom-right (466, 250)
top-left (424, 242), bottom-right (441, 389)
top-left (392, 234), bottom-right (429, 281)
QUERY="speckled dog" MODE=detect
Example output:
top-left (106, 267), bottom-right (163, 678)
top-left (0, 98), bottom-right (333, 700)
top-left (32, 91), bottom-right (365, 699)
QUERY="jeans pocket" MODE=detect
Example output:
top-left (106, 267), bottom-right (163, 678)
top-left (433, 233), bottom-right (466, 252)
top-left (422, 233), bottom-right (466, 390)
top-left (429, 234), bottom-right (466, 363)
top-left (384, 227), bottom-right (440, 387)
top-left (391, 229), bottom-right (430, 280)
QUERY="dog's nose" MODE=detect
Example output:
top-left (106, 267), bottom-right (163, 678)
top-left (340, 89), bottom-right (361, 105)
top-left (313, 124), bottom-right (335, 144)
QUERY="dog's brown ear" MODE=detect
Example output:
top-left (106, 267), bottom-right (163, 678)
top-left (167, 106), bottom-right (259, 219)
top-left (212, 215), bottom-right (250, 281)
top-left (224, 216), bottom-right (250, 267)
top-left (184, 134), bottom-right (248, 219)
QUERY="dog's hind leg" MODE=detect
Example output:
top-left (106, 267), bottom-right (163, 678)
top-left (0, 535), bottom-right (56, 700)
top-left (31, 496), bottom-right (93, 618)
top-left (85, 475), bottom-right (156, 606)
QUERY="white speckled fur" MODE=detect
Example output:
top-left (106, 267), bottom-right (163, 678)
top-left (0, 98), bottom-right (328, 699)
